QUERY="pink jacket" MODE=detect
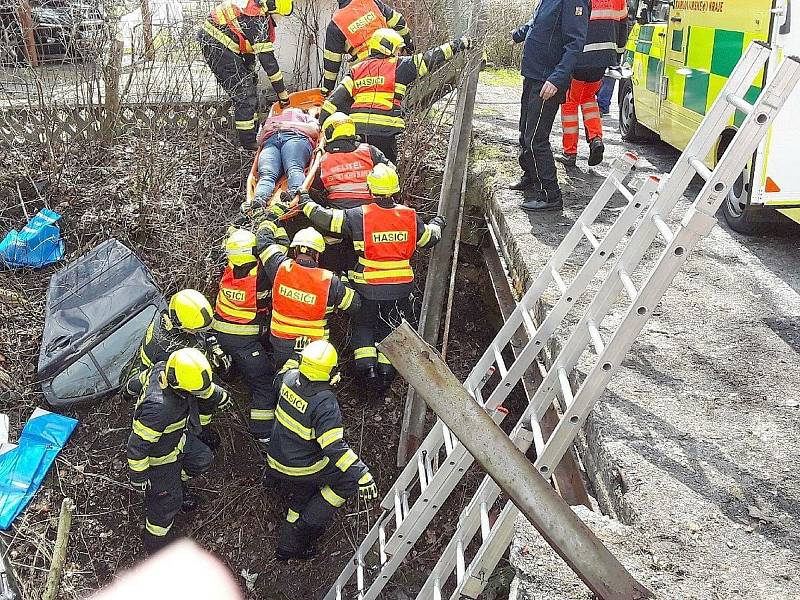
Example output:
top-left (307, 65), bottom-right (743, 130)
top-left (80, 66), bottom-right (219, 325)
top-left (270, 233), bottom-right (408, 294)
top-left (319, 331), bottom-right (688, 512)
top-left (257, 108), bottom-right (320, 145)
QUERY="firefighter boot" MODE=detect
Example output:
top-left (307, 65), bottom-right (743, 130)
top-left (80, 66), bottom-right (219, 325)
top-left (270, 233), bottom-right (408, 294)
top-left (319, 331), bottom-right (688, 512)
top-left (238, 129), bottom-right (259, 151)
top-left (588, 137), bottom-right (605, 167)
top-left (276, 519), bottom-right (316, 561)
top-left (377, 362), bottom-right (397, 391)
top-left (198, 427), bottom-right (221, 452)
top-left (142, 531), bottom-right (170, 556)
top-left (181, 487), bottom-right (199, 513)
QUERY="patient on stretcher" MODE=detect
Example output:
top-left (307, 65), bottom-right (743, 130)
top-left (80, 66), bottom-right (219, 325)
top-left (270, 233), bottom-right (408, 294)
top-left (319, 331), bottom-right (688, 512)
top-left (254, 108), bottom-right (320, 206)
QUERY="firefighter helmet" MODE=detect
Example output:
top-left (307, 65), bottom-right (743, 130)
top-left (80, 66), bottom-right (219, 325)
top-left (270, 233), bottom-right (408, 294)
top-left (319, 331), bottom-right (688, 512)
top-left (299, 340), bottom-right (338, 382)
top-left (322, 112), bottom-right (357, 143)
top-left (168, 289), bottom-right (213, 332)
top-left (262, 0), bottom-right (293, 16)
top-left (367, 28), bottom-right (405, 57)
top-left (367, 163), bottom-right (400, 196)
top-left (290, 227), bottom-right (326, 254)
top-left (225, 229), bottom-right (257, 267)
top-left (164, 348), bottom-right (213, 393)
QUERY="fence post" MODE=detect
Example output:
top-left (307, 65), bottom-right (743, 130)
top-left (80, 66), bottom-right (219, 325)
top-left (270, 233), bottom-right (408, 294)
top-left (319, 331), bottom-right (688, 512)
top-left (102, 32), bottom-right (124, 143)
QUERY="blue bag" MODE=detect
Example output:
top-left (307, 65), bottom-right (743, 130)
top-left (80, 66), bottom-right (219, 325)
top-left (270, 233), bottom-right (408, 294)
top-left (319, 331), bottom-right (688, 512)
top-left (0, 209), bottom-right (65, 268)
top-left (0, 409), bottom-right (78, 530)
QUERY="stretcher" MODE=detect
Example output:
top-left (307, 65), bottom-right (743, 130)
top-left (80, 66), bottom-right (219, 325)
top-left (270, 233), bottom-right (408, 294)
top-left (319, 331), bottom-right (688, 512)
top-left (245, 88), bottom-right (326, 221)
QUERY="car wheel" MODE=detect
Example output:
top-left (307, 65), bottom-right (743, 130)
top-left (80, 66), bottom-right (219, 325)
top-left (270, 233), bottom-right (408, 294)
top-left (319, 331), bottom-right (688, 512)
top-left (720, 164), bottom-right (765, 234)
top-left (619, 81), bottom-right (652, 142)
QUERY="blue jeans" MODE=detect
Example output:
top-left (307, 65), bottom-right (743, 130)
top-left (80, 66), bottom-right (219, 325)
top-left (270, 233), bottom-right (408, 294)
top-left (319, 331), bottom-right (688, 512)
top-left (255, 131), bottom-right (313, 203)
top-left (597, 76), bottom-right (616, 113)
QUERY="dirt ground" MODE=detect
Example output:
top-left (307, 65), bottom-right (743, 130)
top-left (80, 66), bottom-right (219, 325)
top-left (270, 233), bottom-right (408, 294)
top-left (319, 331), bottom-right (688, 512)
top-left (0, 119), bottom-right (506, 600)
top-left (472, 71), bottom-right (800, 598)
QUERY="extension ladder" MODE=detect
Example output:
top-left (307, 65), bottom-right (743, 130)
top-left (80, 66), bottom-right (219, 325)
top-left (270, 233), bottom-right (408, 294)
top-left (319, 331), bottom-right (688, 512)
top-left (326, 42), bottom-right (800, 600)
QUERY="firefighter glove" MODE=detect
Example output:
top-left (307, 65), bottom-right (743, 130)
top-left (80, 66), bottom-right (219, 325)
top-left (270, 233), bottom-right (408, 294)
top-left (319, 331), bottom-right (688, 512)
top-left (279, 97), bottom-right (291, 108)
top-left (358, 472), bottom-right (378, 502)
top-left (430, 215), bottom-right (447, 230)
top-left (293, 336), bottom-right (312, 352)
top-left (216, 389), bottom-right (234, 412)
top-left (460, 37), bottom-right (474, 50)
top-left (208, 339), bottom-right (233, 375)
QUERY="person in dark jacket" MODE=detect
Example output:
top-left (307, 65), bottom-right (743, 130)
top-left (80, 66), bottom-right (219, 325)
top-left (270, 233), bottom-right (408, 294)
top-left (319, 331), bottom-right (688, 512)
top-left (510, 0), bottom-right (589, 212)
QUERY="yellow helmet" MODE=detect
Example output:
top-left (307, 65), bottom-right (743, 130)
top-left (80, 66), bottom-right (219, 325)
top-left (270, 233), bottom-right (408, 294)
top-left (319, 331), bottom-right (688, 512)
top-left (225, 229), bottom-right (257, 267)
top-left (290, 227), bottom-right (326, 254)
top-left (164, 348), bottom-right (213, 393)
top-left (262, 0), bottom-right (293, 16)
top-left (299, 340), bottom-right (338, 382)
top-left (322, 112), bottom-right (356, 143)
top-left (367, 163), bottom-right (400, 196)
top-left (367, 28), bottom-right (405, 57)
top-left (168, 289), bottom-right (213, 332)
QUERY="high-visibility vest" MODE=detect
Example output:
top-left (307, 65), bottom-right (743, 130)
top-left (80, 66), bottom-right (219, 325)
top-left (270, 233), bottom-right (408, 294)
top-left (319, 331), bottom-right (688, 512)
top-left (271, 261), bottom-right (333, 340)
top-left (351, 57), bottom-right (400, 112)
top-left (359, 203), bottom-right (417, 285)
top-left (209, 0), bottom-right (275, 54)
top-left (331, 0), bottom-right (388, 60)
top-left (320, 144), bottom-right (375, 203)
top-left (588, 0), bottom-right (627, 21)
top-left (214, 265), bottom-right (265, 335)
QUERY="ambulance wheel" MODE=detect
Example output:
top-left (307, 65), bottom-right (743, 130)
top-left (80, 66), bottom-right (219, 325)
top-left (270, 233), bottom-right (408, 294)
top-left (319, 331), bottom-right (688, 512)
top-left (619, 81), bottom-right (651, 142)
top-left (720, 165), bottom-right (763, 234)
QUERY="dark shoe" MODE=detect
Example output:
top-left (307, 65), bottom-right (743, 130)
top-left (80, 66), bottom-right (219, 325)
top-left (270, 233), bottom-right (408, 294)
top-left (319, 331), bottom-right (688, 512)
top-left (556, 153), bottom-right (577, 168)
top-left (276, 519), bottom-right (316, 560)
top-left (588, 138), bottom-right (605, 167)
top-left (600, 108), bottom-right (610, 116)
top-left (181, 491), bottom-right (199, 513)
top-left (508, 177), bottom-right (534, 191)
top-left (198, 428), bottom-right (221, 452)
top-left (238, 130), bottom-right (258, 151)
top-left (276, 545), bottom-right (316, 561)
top-left (262, 468), bottom-right (280, 490)
top-left (521, 197), bottom-right (563, 212)
top-left (377, 363), bottom-right (396, 391)
top-left (142, 531), bottom-right (170, 556)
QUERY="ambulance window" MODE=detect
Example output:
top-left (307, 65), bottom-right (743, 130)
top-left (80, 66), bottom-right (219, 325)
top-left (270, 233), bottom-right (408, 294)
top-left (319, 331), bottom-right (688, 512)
top-left (649, 0), bottom-right (670, 22)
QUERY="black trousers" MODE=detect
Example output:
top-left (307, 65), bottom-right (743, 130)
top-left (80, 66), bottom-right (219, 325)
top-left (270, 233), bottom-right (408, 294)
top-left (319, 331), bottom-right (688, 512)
top-left (215, 332), bottom-right (276, 437)
top-left (351, 297), bottom-right (413, 377)
top-left (518, 78), bottom-right (565, 202)
top-left (270, 334), bottom-right (302, 373)
top-left (200, 33), bottom-right (259, 133)
top-left (318, 239), bottom-right (357, 275)
top-left (361, 132), bottom-right (399, 164)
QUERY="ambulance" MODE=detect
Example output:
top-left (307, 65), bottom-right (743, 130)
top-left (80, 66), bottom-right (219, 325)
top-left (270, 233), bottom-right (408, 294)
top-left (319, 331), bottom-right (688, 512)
top-left (619, 0), bottom-right (798, 233)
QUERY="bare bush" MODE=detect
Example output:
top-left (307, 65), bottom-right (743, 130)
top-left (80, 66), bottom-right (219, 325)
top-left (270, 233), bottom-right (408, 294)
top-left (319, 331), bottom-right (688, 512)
top-left (483, 0), bottom-right (532, 68)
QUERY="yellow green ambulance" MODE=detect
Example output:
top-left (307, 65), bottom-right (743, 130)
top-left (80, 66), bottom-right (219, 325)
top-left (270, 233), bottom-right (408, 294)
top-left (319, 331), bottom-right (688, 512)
top-left (619, 0), bottom-right (797, 233)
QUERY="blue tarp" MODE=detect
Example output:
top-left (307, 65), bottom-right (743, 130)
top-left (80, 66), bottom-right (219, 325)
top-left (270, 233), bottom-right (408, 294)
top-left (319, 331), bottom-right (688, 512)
top-left (0, 410), bottom-right (78, 530)
top-left (0, 209), bottom-right (65, 268)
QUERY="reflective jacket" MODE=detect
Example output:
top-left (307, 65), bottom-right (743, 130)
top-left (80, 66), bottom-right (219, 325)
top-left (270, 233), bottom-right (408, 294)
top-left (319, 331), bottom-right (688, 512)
top-left (321, 0), bottom-right (412, 94)
top-left (303, 198), bottom-right (442, 300)
top-left (212, 263), bottom-right (270, 336)
top-left (320, 38), bottom-right (469, 136)
top-left (573, 0), bottom-right (628, 82)
top-left (313, 139), bottom-right (391, 209)
top-left (266, 367), bottom-right (368, 479)
top-left (200, 0), bottom-right (288, 105)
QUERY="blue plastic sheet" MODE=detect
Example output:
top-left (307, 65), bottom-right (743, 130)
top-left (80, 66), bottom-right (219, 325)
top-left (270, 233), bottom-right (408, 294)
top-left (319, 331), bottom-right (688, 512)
top-left (0, 209), bottom-right (65, 268)
top-left (0, 410), bottom-right (78, 530)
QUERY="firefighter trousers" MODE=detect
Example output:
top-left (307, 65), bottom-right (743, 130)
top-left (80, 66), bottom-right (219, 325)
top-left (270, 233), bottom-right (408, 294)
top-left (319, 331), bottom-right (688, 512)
top-left (143, 434), bottom-right (212, 547)
top-left (360, 132), bottom-right (399, 164)
top-left (269, 461), bottom-right (360, 552)
top-left (352, 297), bottom-right (414, 379)
top-left (214, 332), bottom-right (276, 438)
top-left (561, 78), bottom-right (603, 156)
top-left (270, 334), bottom-right (303, 373)
top-left (200, 33), bottom-right (259, 135)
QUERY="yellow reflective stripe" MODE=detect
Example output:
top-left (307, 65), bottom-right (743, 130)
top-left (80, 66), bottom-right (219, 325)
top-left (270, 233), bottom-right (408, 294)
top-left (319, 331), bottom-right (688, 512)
top-left (251, 409), bottom-right (275, 421)
top-left (133, 420), bottom-right (161, 443)
top-left (395, 83), bottom-right (407, 95)
top-left (139, 344), bottom-right (153, 368)
top-left (414, 54), bottom-right (429, 77)
top-left (259, 244), bottom-right (286, 264)
top-left (267, 455), bottom-right (329, 476)
top-left (442, 43), bottom-right (454, 60)
top-left (217, 302), bottom-right (257, 320)
top-left (235, 118), bottom-right (256, 131)
top-left (321, 485), bottom-right (347, 507)
top-left (351, 113), bottom-right (405, 128)
top-left (202, 20), bottom-right (242, 53)
top-left (272, 310), bottom-right (327, 328)
top-left (331, 210), bottom-right (345, 234)
top-left (254, 42), bottom-right (275, 53)
top-left (353, 91), bottom-right (395, 109)
top-left (338, 287), bottom-right (355, 310)
top-left (396, 25), bottom-right (410, 36)
top-left (318, 427), bottom-right (344, 449)
top-left (386, 12), bottom-right (401, 27)
top-left (276, 405), bottom-right (315, 440)
top-left (359, 268), bottom-right (413, 280)
top-left (377, 352), bottom-right (391, 365)
top-left (335, 449), bottom-right (358, 472)
top-left (417, 226), bottom-right (432, 247)
top-left (199, 413), bottom-right (213, 426)
top-left (354, 346), bottom-right (377, 360)
top-left (268, 71), bottom-right (284, 83)
top-left (146, 518), bottom-right (172, 536)
top-left (163, 418), bottom-right (187, 434)
top-left (212, 319), bottom-right (261, 336)
top-left (322, 100), bottom-right (338, 114)
top-left (358, 257), bottom-right (410, 269)
top-left (150, 434), bottom-right (186, 466)
top-left (324, 49), bottom-right (341, 61)
top-left (127, 456), bottom-right (150, 472)
top-left (358, 472), bottom-right (373, 485)
top-left (353, 240), bottom-right (365, 251)
top-left (272, 322), bottom-right (327, 338)
top-left (287, 508), bottom-right (300, 523)
top-left (342, 78), bottom-right (355, 94)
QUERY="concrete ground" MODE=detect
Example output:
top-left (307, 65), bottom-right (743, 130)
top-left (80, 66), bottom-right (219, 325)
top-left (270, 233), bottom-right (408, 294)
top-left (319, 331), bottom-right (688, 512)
top-left (470, 71), bottom-right (800, 599)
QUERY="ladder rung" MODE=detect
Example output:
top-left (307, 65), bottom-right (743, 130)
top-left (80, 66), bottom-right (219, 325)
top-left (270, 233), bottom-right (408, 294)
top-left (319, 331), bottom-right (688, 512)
top-left (557, 367), bottom-right (573, 407)
top-left (726, 92), bottom-right (754, 115)
top-left (480, 501), bottom-right (491, 541)
top-left (528, 416), bottom-right (545, 454)
top-left (688, 156), bottom-right (712, 181)
top-left (550, 266), bottom-right (567, 295)
top-left (443, 423), bottom-right (455, 455)
top-left (520, 307), bottom-right (537, 338)
top-left (652, 214), bottom-right (675, 244)
top-left (357, 551), bottom-right (365, 595)
top-left (611, 177), bottom-right (635, 203)
top-left (379, 525), bottom-right (387, 564)
top-left (417, 452), bottom-right (429, 492)
top-left (618, 269), bottom-right (638, 301)
top-left (587, 320), bottom-right (605, 354)
top-left (394, 491), bottom-right (404, 529)
top-left (492, 344), bottom-right (508, 378)
top-left (456, 538), bottom-right (465, 585)
top-left (580, 222), bottom-right (601, 250)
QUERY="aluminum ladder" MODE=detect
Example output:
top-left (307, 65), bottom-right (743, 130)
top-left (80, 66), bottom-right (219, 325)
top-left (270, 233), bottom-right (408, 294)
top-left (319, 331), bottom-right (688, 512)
top-left (326, 42), bottom-right (800, 600)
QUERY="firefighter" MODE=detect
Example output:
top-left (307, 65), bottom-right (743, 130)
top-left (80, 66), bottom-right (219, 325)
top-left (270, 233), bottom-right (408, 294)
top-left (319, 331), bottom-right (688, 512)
top-left (319, 29), bottom-right (473, 163)
top-left (311, 112), bottom-right (393, 272)
top-left (123, 289), bottom-right (233, 450)
top-left (266, 340), bottom-right (377, 560)
top-left (127, 348), bottom-right (230, 554)
top-left (321, 0), bottom-right (414, 96)
top-left (558, 0), bottom-right (629, 167)
top-left (198, 0), bottom-right (294, 150)
top-left (212, 229), bottom-right (276, 446)
top-left (256, 215), bottom-right (362, 370)
top-left (298, 164), bottom-right (445, 390)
